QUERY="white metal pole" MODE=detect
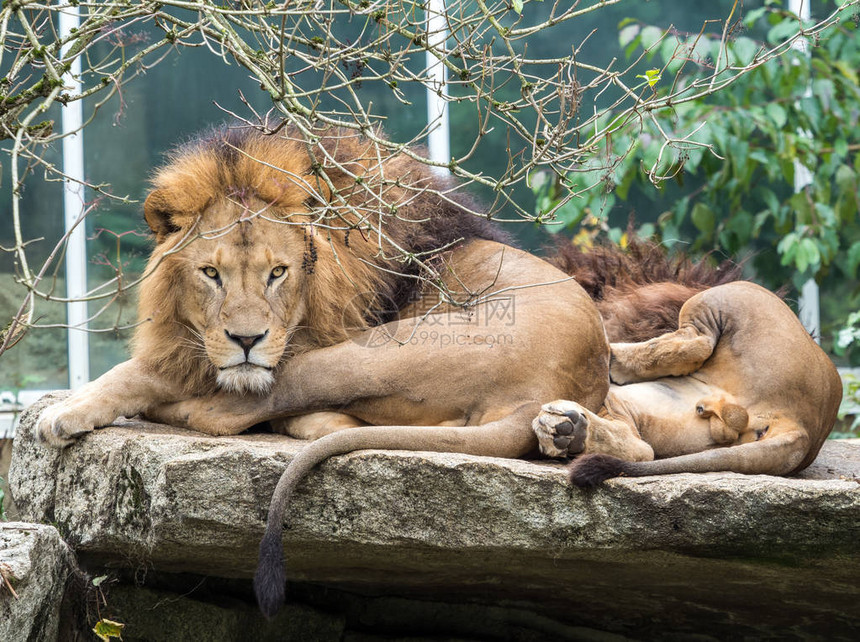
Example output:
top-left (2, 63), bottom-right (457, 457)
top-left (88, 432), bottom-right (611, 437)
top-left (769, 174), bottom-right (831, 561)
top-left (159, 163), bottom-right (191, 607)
top-left (426, 0), bottom-right (450, 167)
top-left (59, 3), bottom-right (90, 387)
top-left (789, 0), bottom-right (820, 341)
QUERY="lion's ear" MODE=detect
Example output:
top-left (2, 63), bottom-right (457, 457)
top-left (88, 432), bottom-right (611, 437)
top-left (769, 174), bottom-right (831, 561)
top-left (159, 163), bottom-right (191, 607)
top-left (143, 190), bottom-right (180, 242)
top-left (303, 170), bottom-right (335, 207)
top-left (143, 189), bottom-right (202, 243)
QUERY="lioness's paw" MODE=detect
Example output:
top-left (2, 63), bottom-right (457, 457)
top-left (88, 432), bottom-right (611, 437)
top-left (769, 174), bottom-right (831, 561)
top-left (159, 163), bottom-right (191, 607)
top-left (608, 345), bottom-right (640, 385)
top-left (532, 400), bottom-right (589, 458)
top-left (36, 403), bottom-right (96, 448)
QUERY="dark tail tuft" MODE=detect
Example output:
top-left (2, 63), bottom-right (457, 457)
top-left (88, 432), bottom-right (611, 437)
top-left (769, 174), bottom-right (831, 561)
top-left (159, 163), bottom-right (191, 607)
top-left (568, 454), bottom-right (629, 487)
top-left (253, 528), bottom-right (287, 619)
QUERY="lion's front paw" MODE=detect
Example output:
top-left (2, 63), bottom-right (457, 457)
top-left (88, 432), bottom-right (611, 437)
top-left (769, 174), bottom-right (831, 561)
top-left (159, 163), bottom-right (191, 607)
top-left (532, 400), bottom-right (589, 458)
top-left (36, 402), bottom-right (97, 448)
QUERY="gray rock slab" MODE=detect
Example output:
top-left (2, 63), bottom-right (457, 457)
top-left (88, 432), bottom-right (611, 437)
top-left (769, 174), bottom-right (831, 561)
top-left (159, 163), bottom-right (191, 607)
top-left (9, 392), bottom-right (860, 639)
top-left (0, 522), bottom-right (79, 642)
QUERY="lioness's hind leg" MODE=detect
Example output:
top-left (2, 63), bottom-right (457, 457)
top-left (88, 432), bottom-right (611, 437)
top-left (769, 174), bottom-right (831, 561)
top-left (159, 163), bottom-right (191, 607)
top-left (610, 326), bottom-right (716, 385)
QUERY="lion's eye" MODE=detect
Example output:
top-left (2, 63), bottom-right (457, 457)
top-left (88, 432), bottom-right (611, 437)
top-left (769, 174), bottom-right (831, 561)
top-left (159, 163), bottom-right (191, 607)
top-left (202, 266), bottom-right (219, 280)
top-left (270, 266), bottom-right (287, 280)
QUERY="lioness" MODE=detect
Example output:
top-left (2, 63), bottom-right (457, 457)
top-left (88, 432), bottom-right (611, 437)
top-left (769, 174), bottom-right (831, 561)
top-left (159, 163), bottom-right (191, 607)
top-left (37, 125), bottom-right (622, 616)
top-left (532, 281), bottom-right (843, 485)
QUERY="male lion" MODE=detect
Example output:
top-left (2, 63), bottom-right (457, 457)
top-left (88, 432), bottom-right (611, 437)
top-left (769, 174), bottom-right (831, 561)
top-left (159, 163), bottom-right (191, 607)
top-left (532, 280), bottom-right (843, 485)
top-left (37, 125), bottom-right (621, 616)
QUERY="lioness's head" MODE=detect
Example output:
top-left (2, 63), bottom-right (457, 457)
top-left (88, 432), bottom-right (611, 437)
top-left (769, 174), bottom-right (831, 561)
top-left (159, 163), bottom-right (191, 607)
top-left (132, 127), bottom-right (403, 395)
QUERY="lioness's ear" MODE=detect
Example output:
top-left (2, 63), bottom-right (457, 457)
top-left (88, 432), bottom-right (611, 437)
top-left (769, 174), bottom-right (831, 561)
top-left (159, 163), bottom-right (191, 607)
top-left (143, 189), bottom-right (180, 242)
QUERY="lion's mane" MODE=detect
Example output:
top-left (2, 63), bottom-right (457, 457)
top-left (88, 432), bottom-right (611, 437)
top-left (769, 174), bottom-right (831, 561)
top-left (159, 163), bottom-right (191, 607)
top-left (550, 238), bottom-right (744, 343)
top-left (131, 126), bottom-right (507, 393)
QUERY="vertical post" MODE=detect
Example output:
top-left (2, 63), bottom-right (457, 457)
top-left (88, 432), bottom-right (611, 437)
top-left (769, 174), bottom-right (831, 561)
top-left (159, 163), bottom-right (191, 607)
top-left (59, 3), bottom-right (90, 387)
top-left (789, 0), bottom-right (820, 341)
top-left (425, 0), bottom-right (450, 167)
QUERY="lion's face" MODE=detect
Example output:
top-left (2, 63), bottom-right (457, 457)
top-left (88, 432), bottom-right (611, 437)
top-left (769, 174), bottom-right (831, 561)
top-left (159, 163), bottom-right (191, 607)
top-left (171, 200), bottom-right (308, 395)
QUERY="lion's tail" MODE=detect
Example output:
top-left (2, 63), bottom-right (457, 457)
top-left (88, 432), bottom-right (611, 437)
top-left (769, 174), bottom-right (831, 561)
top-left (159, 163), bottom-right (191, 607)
top-left (549, 238), bottom-right (743, 343)
top-left (255, 407), bottom-right (538, 617)
top-left (567, 430), bottom-right (811, 487)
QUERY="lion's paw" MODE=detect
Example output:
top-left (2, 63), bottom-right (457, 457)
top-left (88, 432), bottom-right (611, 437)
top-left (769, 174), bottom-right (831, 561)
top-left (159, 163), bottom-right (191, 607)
top-left (144, 397), bottom-right (257, 436)
top-left (532, 400), bottom-right (589, 458)
top-left (608, 345), bottom-right (640, 385)
top-left (36, 402), bottom-right (97, 448)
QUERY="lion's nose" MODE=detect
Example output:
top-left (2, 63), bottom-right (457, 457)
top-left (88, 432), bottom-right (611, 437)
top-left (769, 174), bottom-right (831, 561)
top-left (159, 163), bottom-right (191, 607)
top-left (225, 330), bottom-right (268, 358)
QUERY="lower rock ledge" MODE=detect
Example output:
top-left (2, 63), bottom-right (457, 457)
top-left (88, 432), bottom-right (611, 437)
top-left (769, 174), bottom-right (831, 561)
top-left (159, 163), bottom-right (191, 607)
top-left (8, 393), bottom-right (860, 640)
top-left (0, 522), bottom-right (83, 642)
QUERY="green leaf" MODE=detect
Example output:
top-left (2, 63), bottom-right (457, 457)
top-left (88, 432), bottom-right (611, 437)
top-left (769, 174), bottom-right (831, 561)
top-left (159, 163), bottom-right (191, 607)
top-left (696, 36), bottom-right (716, 62)
top-left (728, 138), bottom-right (750, 181)
top-left (93, 619), bottom-right (125, 642)
top-left (691, 202), bottom-right (716, 236)
top-left (834, 60), bottom-right (858, 85)
top-left (779, 157), bottom-right (795, 186)
top-left (749, 149), bottom-right (771, 166)
top-left (765, 103), bottom-right (787, 129)
top-left (511, 0), bottom-right (523, 15)
top-left (847, 241), bottom-right (860, 278)
top-left (661, 37), bottom-right (682, 71)
top-left (660, 220), bottom-right (681, 248)
top-left (812, 78), bottom-right (835, 111)
top-left (798, 96), bottom-right (822, 132)
top-left (672, 195), bottom-right (690, 226)
top-left (834, 138), bottom-right (849, 159)
top-left (789, 192), bottom-right (813, 225)
top-left (640, 26), bottom-right (664, 52)
top-left (814, 202), bottom-right (837, 227)
top-left (777, 232), bottom-right (799, 266)
top-left (625, 34), bottom-right (644, 59)
top-left (636, 68), bottom-right (662, 88)
top-left (638, 222), bottom-right (656, 239)
top-left (619, 24), bottom-right (640, 48)
top-left (835, 164), bottom-right (857, 199)
top-left (767, 17), bottom-right (801, 45)
top-left (752, 211), bottom-right (771, 237)
top-left (730, 37), bottom-right (760, 65)
top-left (795, 238), bottom-right (821, 274)
top-left (613, 152), bottom-right (639, 200)
top-left (743, 7), bottom-right (769, 28)
top-left (759, 187), bottom-right (781, 215)
top-left (550, 197), bottom-right (588, 229)
top-left (725, 210), bottom-right (753, 247)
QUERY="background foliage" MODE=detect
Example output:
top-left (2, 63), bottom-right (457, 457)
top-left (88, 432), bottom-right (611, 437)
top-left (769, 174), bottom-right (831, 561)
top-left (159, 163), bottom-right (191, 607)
top-left (533, 0), bottom-right (860, 361)
top-left (0, 0), bottom-right (858, 392)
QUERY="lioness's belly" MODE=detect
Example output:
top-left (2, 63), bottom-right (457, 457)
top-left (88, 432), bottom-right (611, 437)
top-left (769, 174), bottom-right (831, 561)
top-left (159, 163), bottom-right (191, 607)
top-left (607, 379), bottom-right (722, 457)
